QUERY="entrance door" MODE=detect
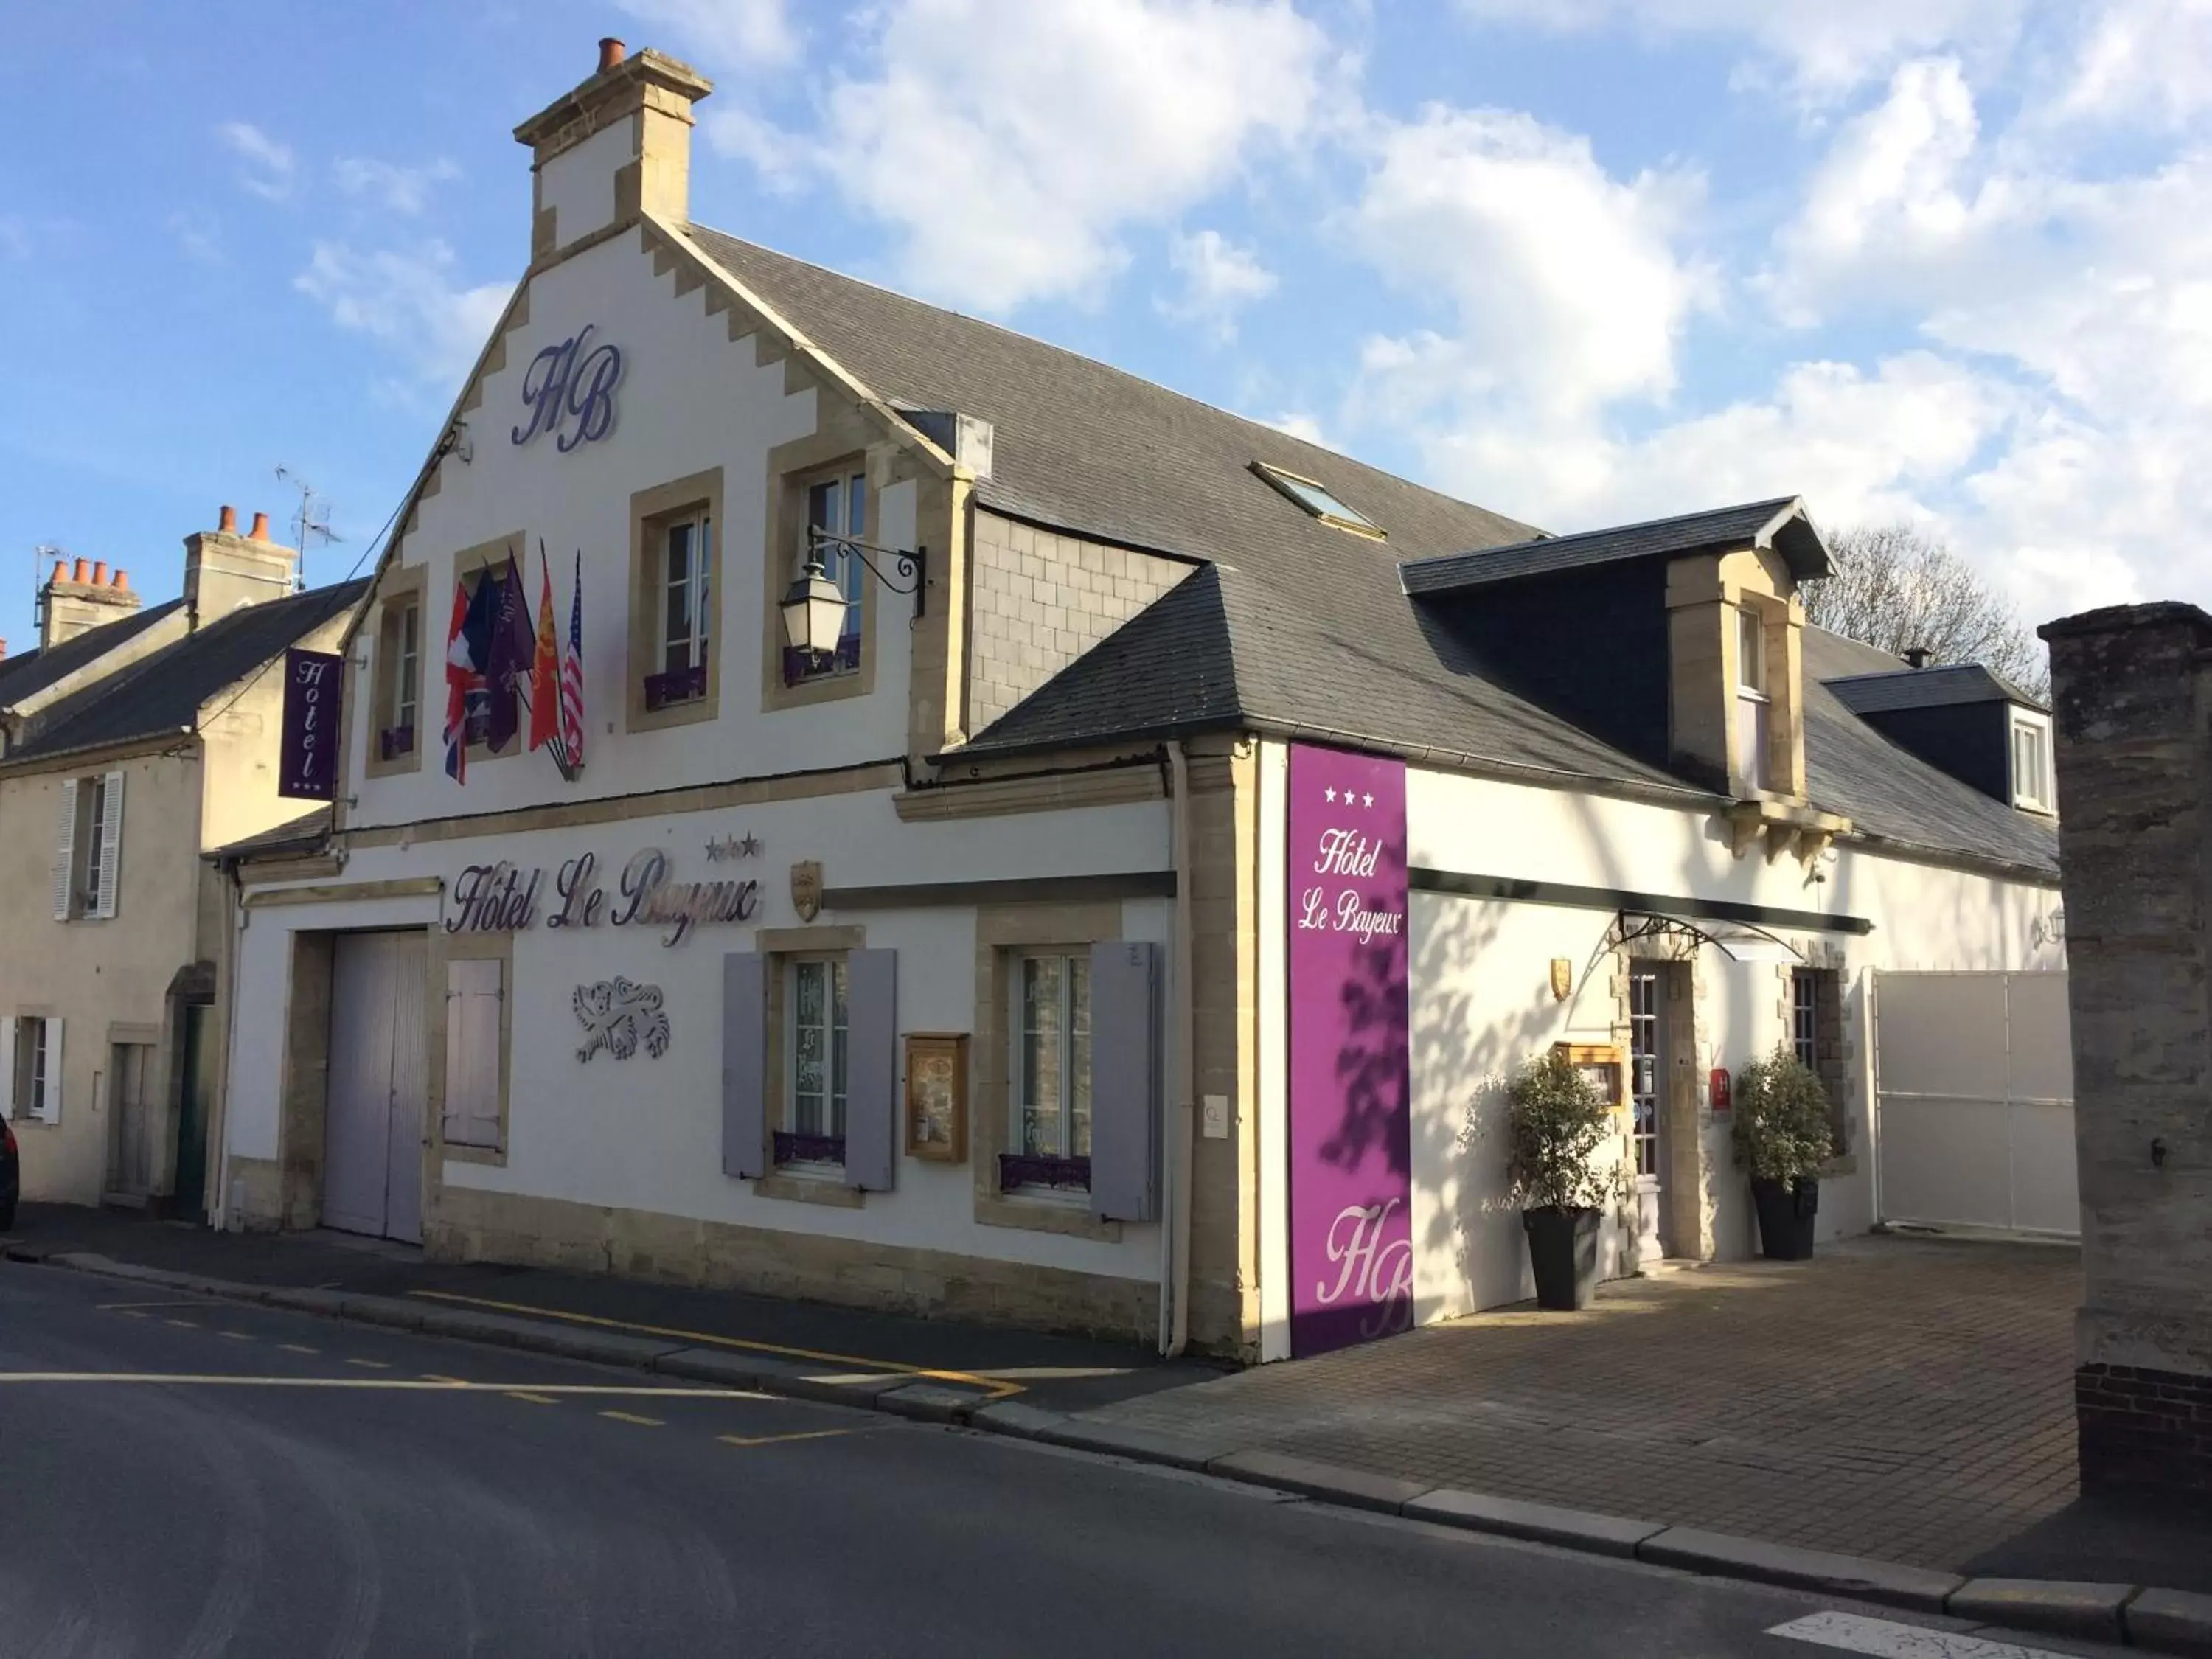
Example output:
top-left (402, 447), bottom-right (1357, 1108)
top-left (1628, 964), bottom-right (1668, 1259)
top-left (173, 1006), bottom-right (214, 1225)
top-left (322, 931), bottom-right (428, 1242)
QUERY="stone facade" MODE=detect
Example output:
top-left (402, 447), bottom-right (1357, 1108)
top-left (2041, 601), bottom-right (2212, 1497)
top-left (967, 511), bottom-right (1189, 732)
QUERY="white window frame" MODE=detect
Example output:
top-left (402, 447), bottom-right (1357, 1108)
top-left (393, 599), bottom-right (421, 736)
top-left (2011, 711), bottom-right (2054, 813)
top-left (660, 509), bottom-right (712, 678)
top-left (1736, 605), bottom-right (1772, 793)
top-left (12, 1017), bottom-right (53, 1124)
top-left (785, 956), bottom-right (849, 1153)
top-left (801, 470), bottom-right (868, 667)
top-left (1012, 952), bottom-right (1093, 1164)
top-left (1791, 967), bottom-right (1820, 1073)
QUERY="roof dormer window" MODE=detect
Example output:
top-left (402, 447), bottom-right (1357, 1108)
top-left (2011, 711), bottom-right (2053, 813)
top-left (1251, 462), bottom-right (1383, 539)
top-left (1736, 604), bottom-right (1773, 793)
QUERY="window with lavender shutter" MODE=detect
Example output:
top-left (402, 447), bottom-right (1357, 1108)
top-left (843, 949), bottom-right (897, 1192)
top-left (1087, 941), bottom-right (1161, 1222)
top-left (723, 953), bottom-right (768, 1180)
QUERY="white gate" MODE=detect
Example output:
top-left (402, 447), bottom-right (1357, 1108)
top-left (1873, 970), bottom-right (2076, 1237)
top-left (323, 931), bottom-right (428, 1243)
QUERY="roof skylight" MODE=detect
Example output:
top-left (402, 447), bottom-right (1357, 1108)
top-left (1251, 461), bottom-right (1384, 539)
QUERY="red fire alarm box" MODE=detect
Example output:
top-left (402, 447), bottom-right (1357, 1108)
top-left (1709, 1068), bottom-right (1733, 1113)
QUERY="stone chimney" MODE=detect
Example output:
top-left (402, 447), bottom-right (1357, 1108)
top-left (183, 504), bottom-right (298, 627)
top-left (513, 37), bottom-right (713, 262)
top-left (38, 552), bottom-right (142, 650)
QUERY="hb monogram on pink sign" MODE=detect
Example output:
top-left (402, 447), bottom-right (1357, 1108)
top-left (1287, 742), bottom-right (1413, 1357)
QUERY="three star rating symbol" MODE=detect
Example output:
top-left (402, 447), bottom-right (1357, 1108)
top-left (705, 833), bottom-right (762, 862)
top-left (1322, 786), bottom-right (1378, 808)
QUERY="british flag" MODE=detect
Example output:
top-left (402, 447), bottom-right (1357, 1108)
top-left (557, 549), bottom-right (586, 772)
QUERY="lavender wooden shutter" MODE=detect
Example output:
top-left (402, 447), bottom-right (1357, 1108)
top-left (1089, 941), bottom-right (1161, 1222)
top-left (723, 953), bottom-right (768, 1180)
top-left (843, 949), bottom-right (898, 1192)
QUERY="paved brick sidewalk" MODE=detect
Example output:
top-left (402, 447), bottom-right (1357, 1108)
top-left (1088, 1235), bottom-right (2081, 1570)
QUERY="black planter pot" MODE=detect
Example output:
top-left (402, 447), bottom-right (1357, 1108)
top-left (1750, 1176), bottom-right (1820, 1260)
top-left (1523, 1205), bottom-right (1602, 1310)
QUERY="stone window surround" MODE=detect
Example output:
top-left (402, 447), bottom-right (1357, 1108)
top-left (625, 467), bottom-right (725, 735)
top-left (749, 924), bottom-right (866, 1210)
top-left (1775, 939), bottom-right (1860, 1175)
top-left (973, 903), bottom-right (1126, 1243)
top-left (364, 563), bottom-right (428, 779)
top-left (433, 928), bottom-right (514, 1168)
top-left (758, 422), bottom-right (891, 715)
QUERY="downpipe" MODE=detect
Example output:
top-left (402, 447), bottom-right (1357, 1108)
top-left (1162, 740), bottom-right (1197, 1357)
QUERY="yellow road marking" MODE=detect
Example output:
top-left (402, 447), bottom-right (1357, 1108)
top-left (421, 1374), bottom-right (469, 1385)
top-left (344, 1358), bottom-right (391, 1370)
top-left (0, 1374), bottom-right (765, 1397)
top-left (406, 1290), bottom-right (1020, 1400)
top-left (506, 1391), bottom-right (560, 1405)
top-left (278, 1344), bottom-right (319, 1355)
top-left (163, 1319), bottom-right (198, 1329)
top-left (720, 1429), bottom-right (853, 1449)
top-left (599, 1410), bottom-right (661, 1427)
top-left (218, 1332), bottom-right (254, 1342)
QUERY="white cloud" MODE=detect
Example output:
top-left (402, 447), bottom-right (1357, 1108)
top-left (293, 242), bottom-right (513, 389)
top-left (168, 213), bottom-right (222, 265)
top-left (1453, 0), bottom-right (2024, 98)
top-left (616, 0), bottom-right (798, 66)
top-left (218, 120), bottom-right (296, 201)
top-left (1347, 105), bottom-right (1711, 429)
top-left (709, 0), bottom-right (1329, 313)
top-left (1161, 229), bottom-right (1277, 339)
top-left (334, 156), bottom-right (463, 215)
top-left (2052, 0), bottom-right (2212, 128)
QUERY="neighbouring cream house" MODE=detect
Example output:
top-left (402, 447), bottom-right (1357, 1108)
top-left (212, 40), bottom-right (2068, 1360)
top-left (0, 509), bottom-right (365, 1212)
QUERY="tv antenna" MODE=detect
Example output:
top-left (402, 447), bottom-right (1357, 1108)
top-left (32, 542), bottom-right (67, 641)
top-left (275, 465), bottom-right (341, 587)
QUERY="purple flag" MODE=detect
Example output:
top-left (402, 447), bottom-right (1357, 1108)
top-left (484, 550), bottom-right (536, 753)
top-left (1287, 743), bottom-right (1413, 1357)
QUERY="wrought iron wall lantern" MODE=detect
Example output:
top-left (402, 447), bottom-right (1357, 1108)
top-left (779, 526), bottom-right (928, 656)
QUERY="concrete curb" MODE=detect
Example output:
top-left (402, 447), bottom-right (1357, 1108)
top-left (13, 1246), bottom-right (2207, 1654)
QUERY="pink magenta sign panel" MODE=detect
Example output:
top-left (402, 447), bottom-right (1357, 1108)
top-left (1287, 742), bottom-right (1413, 1357)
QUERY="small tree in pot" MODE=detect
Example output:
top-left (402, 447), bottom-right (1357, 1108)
top-left (1731, 1046), bottom-right (1834, 1260)
top-left (1505, 1051), bottom-right (1625, 1310)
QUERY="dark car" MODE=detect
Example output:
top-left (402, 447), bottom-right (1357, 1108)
top-left (1, 1119), bottom-right (17, 1232)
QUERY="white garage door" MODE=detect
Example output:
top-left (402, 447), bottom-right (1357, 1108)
top-left (1873, 971), bottom-right (2076, 1237)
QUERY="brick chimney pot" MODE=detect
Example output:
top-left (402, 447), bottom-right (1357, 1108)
top-left (599, 36), bottom-right (626, 72)
top-left (112, 568), bottom-right (129, 591)
top-left (249, 511), bottom-right (271, 542)
top-left (218, 504), bottom-right (237, 535)
top-left (71, 557), bottom-right (90, 584)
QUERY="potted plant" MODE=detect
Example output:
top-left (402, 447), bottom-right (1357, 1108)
top-left (1731, 1046), bottom-right (1834, 1260)
top-left (1504, 1051), bottom-right (1625, 1310)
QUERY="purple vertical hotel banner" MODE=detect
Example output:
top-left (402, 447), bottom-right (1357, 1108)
top-left (1287, 742), bottom-right (1413, 1357)
top-left (277, 647), bottom-right (344, 801)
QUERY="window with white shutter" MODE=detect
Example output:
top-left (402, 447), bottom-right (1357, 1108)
top-left (93, 769), bottom-right (123, 918)
top-left (12, 1018), bottom-right (60, 1124)
top-left (50, 779), bottom-right (77, 921)
top-left (442, 959), bottom-right (504, 1150)
top-left (0, 1018), bottom-right (15, 1121)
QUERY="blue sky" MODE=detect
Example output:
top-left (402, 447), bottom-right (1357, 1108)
top-left (4, 0), bottom-right (2208, 655)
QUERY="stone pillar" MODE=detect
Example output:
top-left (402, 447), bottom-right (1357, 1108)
top-left (2040, 601), bottom-right (2212, 1497)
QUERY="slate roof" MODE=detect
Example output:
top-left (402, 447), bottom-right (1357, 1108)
top-left (11, 580), bottom-right (369, 762)
top-left (1398, 498), bottom-right (1831, 594)
top-left (686, 226), bottom-right (2054, 877)
top-left (1826, 662), bottom-right (2045, 715)
top-left (0, 599), bottom-right (184, 709)
top-left (211, 807), bottom-right (331, 861)
top-left (1798, 630), bottom-right (2056, 872)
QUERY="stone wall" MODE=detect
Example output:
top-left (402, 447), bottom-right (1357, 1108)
top-left (967, 511), bottom-right (1189, 733)
top-left (2041, 601), bottom-right (2212, 1497)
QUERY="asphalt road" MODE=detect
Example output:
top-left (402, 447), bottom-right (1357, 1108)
top-left (0, 1265), bottom-right (2129, 1659)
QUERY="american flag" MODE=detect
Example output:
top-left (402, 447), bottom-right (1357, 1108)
top-left (557, 549), bottom-right (586, 772)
